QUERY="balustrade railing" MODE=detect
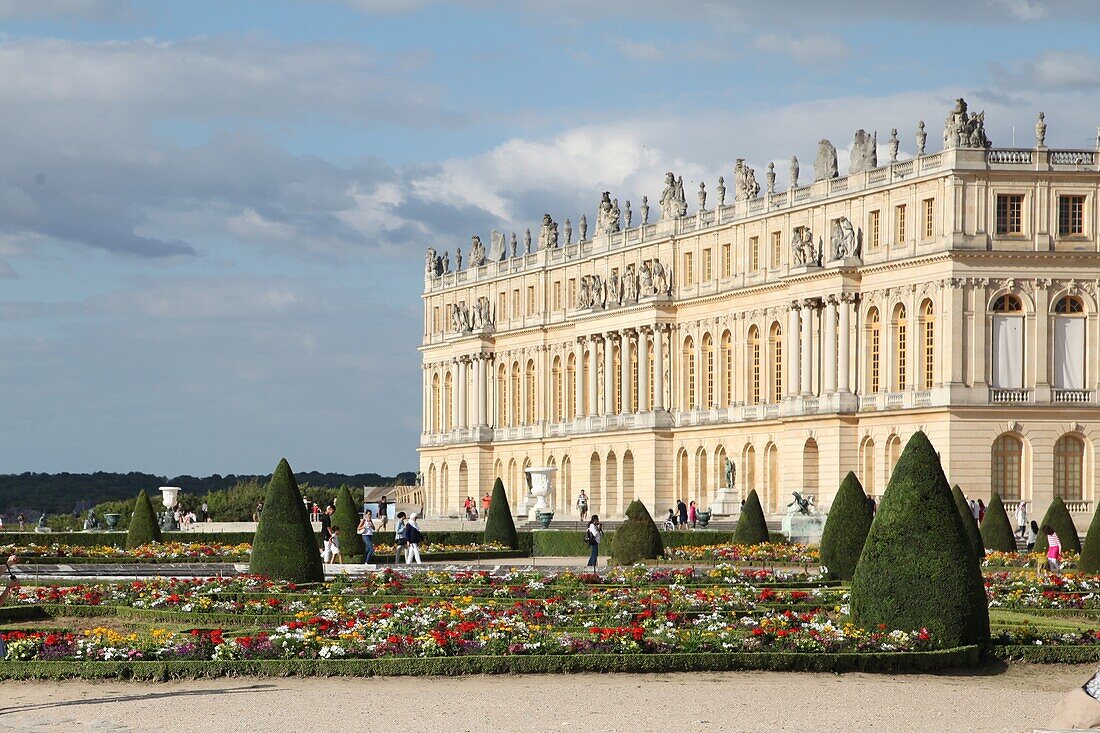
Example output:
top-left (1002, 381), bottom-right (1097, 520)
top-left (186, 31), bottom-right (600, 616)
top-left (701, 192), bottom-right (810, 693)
top-left (1066, 500), bottom-right (1093, 513)
top-left (1053, 389), bottom-right (1092, 404)
top-left (1051, 150), bottom-right (1095, 165)
top-left (987, 149), bottom-right (1033, 164)
top-left (990, 388), bottom-right (1032, 404)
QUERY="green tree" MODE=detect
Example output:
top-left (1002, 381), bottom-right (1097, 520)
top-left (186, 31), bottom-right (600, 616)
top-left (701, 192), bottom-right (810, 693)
top-left (951, 485), bottom-right (985, 559)
top-left (125, 489), bottom-right (162, 549)
top-left (250, 458), bottom-right (324, 583)
top-left (1034, 497), bottom-right (1082, 555)
top-left (332, 484), bottom-right (365, 560)
top-left (1078, 502), bottom-right (1100, 573)
top-left (979, 493), bottom-right (1018, 552)
top-left (819, 472), bottom-right (873, 581)
top-left (733, 490), bottom-right (769, 545)
top-left (851, 432), bottom-right (990, 648)
top-left (483, 478), bottom-right (518, 549)
top-left (611, 499), bottom-right (665, 565)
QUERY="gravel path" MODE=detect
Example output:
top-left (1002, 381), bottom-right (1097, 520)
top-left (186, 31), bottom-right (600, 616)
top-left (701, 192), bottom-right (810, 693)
top-left (0, 664), bottom-right (1089, 732)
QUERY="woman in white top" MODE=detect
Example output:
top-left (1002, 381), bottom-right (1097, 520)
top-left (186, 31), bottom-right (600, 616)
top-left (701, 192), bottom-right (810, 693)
top-left (357, 509), bottom-right (376, 565)
top-left (585, 515), bottom-right (602, 569)
top-left (405, 513), bottom-right (423, 565)
top-left (1016, 501), bottom-right (1028, 538)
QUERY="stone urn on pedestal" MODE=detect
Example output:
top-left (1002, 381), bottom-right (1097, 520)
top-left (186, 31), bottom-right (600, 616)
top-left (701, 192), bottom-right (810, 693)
top-left (104, 513), bottom-right (121, 531)
top-left (524, 466), bottom-right (558, 524)
top-left (159, 486), bottom-right (181, 532)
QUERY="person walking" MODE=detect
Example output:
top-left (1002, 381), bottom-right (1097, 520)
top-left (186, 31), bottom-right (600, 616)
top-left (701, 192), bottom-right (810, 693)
top-left (1026, 520), bottom-right (1038, 552)
top-left (357, 509), bottom-right (376, 565)
top-left (1043, 525), bottom-right (1063, 577)
top-left (688, 500), bottom-right (698, 529)
top-left (977, 499), bottom-right (986, 523)
top-left (576, 490), bottom-right (589, 521)
top-left (201, 501), bottom-right (209, 522)
top-left (968, 499), bottom-right (979, 520)
top-left (464, 496), bottom-right (474, 521)
top-left (1016, 501), bottom-right (1028, 538)
top-left (328, 526), bottom-right (344, 564)
top-left (584, 515), bottom-right (602, 570)
top-left (393, 511), bottom-right (408, 564)
top-left (481, 492), bottom-right (491, 519)
top-left (677, 499), bottom-right (688, 530)
top-left (405, 513), bottom-right (423, 564)
top-left (378, 496), bottom-right (389, 531)
top-left (319, 505), bottom-right (335, 563)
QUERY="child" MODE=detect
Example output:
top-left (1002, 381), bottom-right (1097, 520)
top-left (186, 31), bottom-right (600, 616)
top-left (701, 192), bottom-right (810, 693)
top-left (329, 526), bottom-right (343, 564)
top-left (1042, 524), bottom-right (1061, 578)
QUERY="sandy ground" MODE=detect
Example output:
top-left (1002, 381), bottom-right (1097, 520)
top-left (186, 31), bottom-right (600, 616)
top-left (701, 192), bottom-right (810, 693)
top-left (0, 664), bottom-right (1090, 733)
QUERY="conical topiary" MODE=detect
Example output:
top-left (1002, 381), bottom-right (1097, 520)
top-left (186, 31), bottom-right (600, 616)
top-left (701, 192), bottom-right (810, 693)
top-left (125, 489), bottom-right (162, 549)
top-left (851, 432), bottom-right (990, 648)
top-left (734, 489), bottom-right (769, 545)
top-left (1034, 497), bottom-right (1082, 555)
top-left (483, 477), bottom-right (518, 549)
top-left (611, 499), bottom-right (665, 565)
top-left (820, 472), bottom-right (873, 581)
top-left (333, 484), bottom-right (365, 561)
top-left (1077, 503), bottom-right (1100, 573)
top-left (979, 493), bottom-right (1017, 553)
top-left (250, 458), bottom-right (325, 582)
top-left (951, 485), bottom-right (985, 559)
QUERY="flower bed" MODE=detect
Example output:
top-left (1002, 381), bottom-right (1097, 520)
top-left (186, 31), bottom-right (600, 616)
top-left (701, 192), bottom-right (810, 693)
top-left (986, 572), bottom-right (1100, 610)
top-left (982, 550), bottom-right (1078, 570)
top-left (5, 542), bottom-right (251, 562)
top-left (665, 543), bottom-right (820, 565)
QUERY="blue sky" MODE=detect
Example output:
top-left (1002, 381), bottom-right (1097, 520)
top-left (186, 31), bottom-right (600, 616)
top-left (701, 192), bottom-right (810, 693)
top-left (2, 0), bottom-right (1100, 476)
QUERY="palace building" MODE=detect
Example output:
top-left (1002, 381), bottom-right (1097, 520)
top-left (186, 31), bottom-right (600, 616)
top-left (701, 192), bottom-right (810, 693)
top-left (418, 100), bottom-right (1100, 524)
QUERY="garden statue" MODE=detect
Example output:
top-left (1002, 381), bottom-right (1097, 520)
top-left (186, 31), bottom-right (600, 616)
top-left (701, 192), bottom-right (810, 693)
top-left (786, 491), bottom-right (816, 516)
top-left (724, 457), bottom-right (735, 490)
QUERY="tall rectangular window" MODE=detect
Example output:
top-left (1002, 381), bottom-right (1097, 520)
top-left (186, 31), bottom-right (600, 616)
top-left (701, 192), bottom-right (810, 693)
top-left (894, 204), bottom-right (907, 245)
top-left (869, 210), bottom-right (881, 250)
top-left (721, 243), bottom-right (732, 278)
top-left (568, 279), bottom-right (576, 308)
top-left (922, 198), bottom-right (934, 239)
top-left (683, 251), bottom-right (694, 286)
top-left (552, 281), bottom-right (561, 311)
top-left (512, 289), bottom-right (520, 317)
top-left (771, 231), bottom-right (782, 267)
top-left (996, 194), bottom-right (1024, 235)
top-left (432, 306), bottom-right (440, 332)
top-left (750, 236), bottom-right (760, 272)
top-left (526, 286), bottom-right (535, 314)
top-left (702, 248), bottom-right (712, 281)
top-left (1059, 195), bottom-right (1086, 236)
top-left (498, 292), bottom-right (507, 320)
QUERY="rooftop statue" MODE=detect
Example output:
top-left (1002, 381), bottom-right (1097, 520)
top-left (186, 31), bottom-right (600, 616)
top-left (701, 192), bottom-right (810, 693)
top-left (624, 200), bottom-right (632, 228)
top-left (641, 196), bottom-right (650, 224)
top-left (1036, 111), bottom-right (1047, 148)
top-left (563, 218), bottom-right (572, 245)
top-left (716, 176), bottom-right (726, 207)
top-left (425, 247), bottom-right (441, 277)
top-left (789, 156), bottom-right (799, 188)
top-left (849, 129), bottom-right (877, 174)
top-left (441, 251), bottom-right (450, 273)
top-left (468, 235), bottom-right (486, 268)
top-left (579, 214), bottom-right (588, 241)
top-left (916, 121), bottom-right (927, 155)
top-left (454, 247), bottom-right (462, 270)
top-left (814, 140), bottom-right (838, 181)
top-left (943, 97), bottom-right (991, 149)
top-left (734, 158), bottom-right (760, 201)
top-left (888, 129), bottom-right (900, 163)
top-left (509, 232), bottom-right (517, 258)
top-left (766, 162), bottom-right (776, 195)
top-left (489, 230), bottom-right (506, 261)
top-left (830, 216), bottom-right (861, 260)
top-left (659, 172), bottom-right (687, 219)
top-left (524, 228), bottom-right (532, 254)
top-left (537, 214), bottom-right (559, 250)
top-left (698, 181), bottom-right (707, 210)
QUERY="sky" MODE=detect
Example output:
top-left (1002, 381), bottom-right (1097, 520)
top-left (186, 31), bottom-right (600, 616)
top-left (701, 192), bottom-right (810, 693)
top-left (2, 0), bottom-right (1100, 477)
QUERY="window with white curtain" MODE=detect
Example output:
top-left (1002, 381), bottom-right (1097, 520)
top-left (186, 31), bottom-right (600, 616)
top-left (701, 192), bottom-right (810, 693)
top-left (1054, 316), bottom-right (1086, 389)
top-left (992, 316), bottom-right (1024, 389)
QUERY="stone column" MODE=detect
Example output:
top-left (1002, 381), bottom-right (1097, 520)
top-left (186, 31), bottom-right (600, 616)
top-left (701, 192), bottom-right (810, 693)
top-left (620, 330), bottom-right (633, 414)
top-left (838, 294), bottom-right (852, 393)
top-left (638, 328), bottom-right (650, 412)
top-left (973, 280), bottom-right (988, 387)
top-left (604, 332), bottom-right (617, 416)
top-left (574, 338), bottom-right (586, 418)
top-left (478, 356), bottom-right (488, 426)
top-left (471, 357), bottom-right (481, 427)
top-left (801, 299), bottom-right (813, 395)
top-left (456, 358), bottom-right (468, 428)
top-left (823, 297), bottom-right (838, 393)
top-left (654, 326), bottom-right (666, 411)
top-left (788, 303), bottom-right (801, 399)
top-left (588, 337), bottom-right (600, 417)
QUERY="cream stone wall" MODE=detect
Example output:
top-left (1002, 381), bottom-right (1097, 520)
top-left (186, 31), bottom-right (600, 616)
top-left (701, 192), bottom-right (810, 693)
top-left (419, 137), bottom-right (1100, 525)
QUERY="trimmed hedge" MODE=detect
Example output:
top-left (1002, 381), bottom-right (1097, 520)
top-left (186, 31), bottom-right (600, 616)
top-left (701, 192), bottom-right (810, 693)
top-left (333, 485), bottom-right (365, 560)
top-left (951, 485), bottom-right (985, 559)
top-left (0, 646), bottom-right (982, 680)
top-left (993, 645), bottom-right (1100, 664)
top-left (1034, 497), bottom-right (1082, 555)
top-left (125, 490), bottom-right (162, 549)
top-left (483, 478), bottom-right (518, 549)
top-left (980, 493), bottom-right (1018, 553)
top-left (733, 490), bottom-right (769, 545)
top-left (1079, 502), bottom-right (1100, 573)
top-left (250, 458), bottom-right (325, 583)
top-left (819, 472), bottom-right (872, 581)
top-left (610, 500), bottom-right (664, 565)
top-left (851, 432), bottom-right (990, 648)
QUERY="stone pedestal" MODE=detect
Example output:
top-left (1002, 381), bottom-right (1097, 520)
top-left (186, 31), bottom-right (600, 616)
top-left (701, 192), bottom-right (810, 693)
top-left (711, 487), bottom-right (740, 515)
top-left (826, 256), bottom-right (862, 269)
top-left (781, 513), bottom-right (827, 545)
top-left (788, 264), bottom-right (822, 275)
top-left (525, 466), bottom-right (558, 521)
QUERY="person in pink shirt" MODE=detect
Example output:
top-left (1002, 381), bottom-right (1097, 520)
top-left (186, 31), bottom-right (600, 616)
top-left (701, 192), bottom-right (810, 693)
top-left (1043, 525), bottom-right (1062, 576)
top-left (688, 500), bottom-right (698, 529)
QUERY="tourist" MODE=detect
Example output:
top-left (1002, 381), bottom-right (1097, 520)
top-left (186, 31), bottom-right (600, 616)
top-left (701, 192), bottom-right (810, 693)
top-left (664, 509), bottom-right (677, 531)
top-left (1048, 668), bottom-right (1100, 728)
top-left (357, 509), bottom-right (376, 565)
top-left (201, 501), bottom-right (209, 522)
top-left (311, 502), bottom-right (320, 521)
top-left (405, 513), bottom-right (423, 564)
top-left (320, 505), bottom-right (335, 563)
top-left (328, 526), bottom-right (343, 564)
top-left (977, 499), bottom-right (986, 523)
top-left (968, 499), bottom-right (979, 520)
top-left (1026, 520), bottom-right (1038, 552)
top-left (464, 495), bottom-right (474, 520)
top-left (677, 499), bottom-right (688, 530)
top-left (867, 495), bottom-right (877, 517)
top-left (481, 492), bottom-right (491, 518)
top-left (1015, 501), bottom-right (1028, 538)
top-left (378, 495), bottom-right (390, 531)
top-left (584, 516), bottom-right (602, 569)
top-left (0, 554), bottom-right (20, 659)
top-left (17, 513), bottom-right (25, 531)
top-left (688, 500), bottom-right (697, 529)
top-left (576, 490), bottom-right (589, 521)
top-left (1043, 525), bottom-right (1062, 576)
top-left (253, 501), bottom-right (263, 522)
top-left (394, 511), bottom-right (408, 564)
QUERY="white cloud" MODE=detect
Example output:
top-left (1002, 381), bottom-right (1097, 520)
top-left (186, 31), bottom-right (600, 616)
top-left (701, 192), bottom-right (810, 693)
top-left (755, 33), bottom-right (849, 65)
top-left (989, 0), bottom-right (1046, 20)
top-left (998, 51), bottom-right (1100, 90)
top-left (612, 39), bottom-right (665, 62)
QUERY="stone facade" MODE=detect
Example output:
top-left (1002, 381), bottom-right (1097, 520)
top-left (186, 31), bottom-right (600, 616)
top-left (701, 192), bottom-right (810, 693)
top-left (419, 105), bottom-right (1100, 525)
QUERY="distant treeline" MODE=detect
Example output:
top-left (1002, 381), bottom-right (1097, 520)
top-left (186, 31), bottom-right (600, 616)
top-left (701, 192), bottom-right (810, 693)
top-left (0, 470), bottom-right (417, 515)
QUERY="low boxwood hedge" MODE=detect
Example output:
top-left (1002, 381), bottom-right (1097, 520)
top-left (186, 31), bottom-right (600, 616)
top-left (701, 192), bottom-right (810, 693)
top-left (0, 646), bottom-right (981, 680)
top-left (993, 644), bottom-right (1100, 664)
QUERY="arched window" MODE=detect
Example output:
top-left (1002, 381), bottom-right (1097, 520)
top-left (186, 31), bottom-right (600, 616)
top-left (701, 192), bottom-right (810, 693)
top-left (893, 304), bottom-right (907, 391)
top-left (510, 362), bottom-right (520, 426)
top-left (678, 449), bottom-right (689, 498)
top-left (702, 333), bottom-right (714, 408)
top-left (432, 373), bottom-right (441, 433)
top-left (765, 443), bottom-right (779, 512)
top-left (769, 322), bottom-right (784, 402)
top-left (920, 300), bottom-right (935, 390)
top-left (721, 331), bottom-right (733, 406)
top-left (525, 359), bottom-right (536, 424)
top-left (444, 371), bottom-right (453, 429)
top-left (1054, 434), bottom-right (1085, 501)
top-left (1053, 295), bottom-right (1087, 391)
top-left (496, 364), bottom-right (507, 427)
top-left (551, 356), bottom-right (562, 423)
top-left (991, 433), bottom-right (1023, 501)
top-left (743, 444), bottom-right (757, 493)
top-left (682, 336), bottom-right (695, 410)
top-left (886, 434), bottom-right (902, 480)
top-left (866, 307), bottom-right (881, 393)
top-left (992, 294), bottom-right (1025, 389)
top-left (748, 326), bottom-right (761, 406)
top-left (803, 439), bottom-right (819, 496)
top-left (565, 353), bottom-right (576, 420)
top-left (697, 448), bottom-right (709, 499)
top-left (861, 437), bottom-right (877, 496)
